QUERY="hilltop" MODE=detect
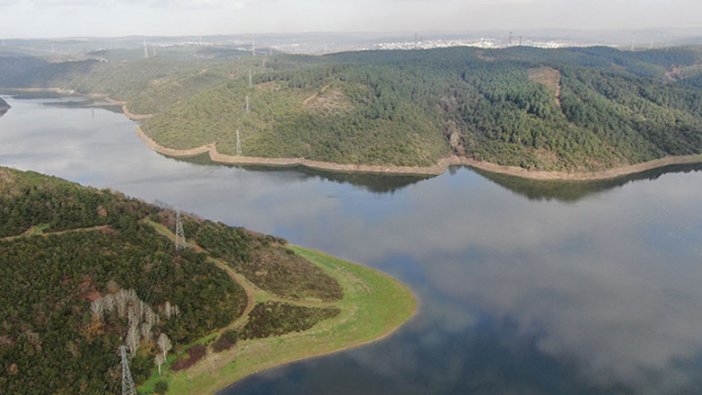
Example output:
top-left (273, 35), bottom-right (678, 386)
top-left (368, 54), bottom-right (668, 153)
top-left (2, 45), bottom-right (702, 174)
top-left (0, 166), bottom-right (416, 394)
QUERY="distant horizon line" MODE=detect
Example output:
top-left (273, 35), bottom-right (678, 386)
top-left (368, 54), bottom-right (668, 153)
top-left (3, 26), bottom-right (702, 41)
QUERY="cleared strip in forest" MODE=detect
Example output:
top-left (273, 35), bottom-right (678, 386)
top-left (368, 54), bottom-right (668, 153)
top-left (0, 225), bottom-right (111, 242)
top-left (302, 84), bottom-right (331, 106)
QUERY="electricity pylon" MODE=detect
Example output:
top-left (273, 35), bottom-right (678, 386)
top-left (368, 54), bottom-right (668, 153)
top-left (175, 209), bottom-right (186, 252)
top-left (236, 130), bottom-right (242, 156)
top-left (120, 345), bottom-right (136, 395)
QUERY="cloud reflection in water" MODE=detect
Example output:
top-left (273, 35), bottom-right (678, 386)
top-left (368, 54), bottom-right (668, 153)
top-left (2, 97), bottom-right (702, 394)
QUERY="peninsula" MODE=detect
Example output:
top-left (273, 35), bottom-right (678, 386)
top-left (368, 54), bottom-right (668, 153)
top-left (0, 166), bottom-right (416, 394)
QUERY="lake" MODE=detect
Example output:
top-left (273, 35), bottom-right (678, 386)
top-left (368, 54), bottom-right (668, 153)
top-left (2, 97), bottom-right (702, 394)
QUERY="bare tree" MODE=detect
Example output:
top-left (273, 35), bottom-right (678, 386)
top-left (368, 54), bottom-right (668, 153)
top-left (90, 299), bottom-right (104, 320)
top-left (127, 305), bottom-right (138, 329)
top-left (126, 325), bottom-right (140, 357)
top-left (141, 321), bottom-right (153, 341)
top-left (157, 333), bottom-right (172, 360)
top-left (125, 289), bottom-right (138, 302)
top-left (115, 291), bottom-right (128, 318)
top-left (103, 293), bottom-right (114, 313)
top-left (154, 353), bottom-right (165, 376)
top-left (145, 308), bottom-right (157, 328)
top-left (164, 301), bottom-right (172, 320)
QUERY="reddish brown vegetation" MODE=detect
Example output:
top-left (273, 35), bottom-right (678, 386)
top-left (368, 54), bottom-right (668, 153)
top-left (171, 345), bottom-right (207, 371)
top-left (211, 330), bottom-right (238, 353)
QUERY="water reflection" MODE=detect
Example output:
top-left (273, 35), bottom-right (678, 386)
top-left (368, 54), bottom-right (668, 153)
top-left (174, 153), bottom-right (429, 194)
top-left (472, 164), bottom-right (702, 203)
top-left (2, 97), bottom-right (702, 394)
top-left (40, 99), bottom-right (123, 114)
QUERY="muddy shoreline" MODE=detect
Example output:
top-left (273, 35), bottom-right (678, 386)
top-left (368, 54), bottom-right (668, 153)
top-left (136, 126), bottom-right (702, 181)
top-left (4, 89), bottom-right (701, 181)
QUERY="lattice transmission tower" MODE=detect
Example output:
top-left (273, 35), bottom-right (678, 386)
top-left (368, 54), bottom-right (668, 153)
top-left (175, 209), bottom-right (186, 252)
top-left (236, 129), bottom-right (242, 156)
top-left (120, 345), bottom-right (136, 395)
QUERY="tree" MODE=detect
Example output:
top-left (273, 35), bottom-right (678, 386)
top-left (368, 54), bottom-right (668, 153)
top-left (126, 325), bottom-right (139, 357)
top-left (154, 381), bottom-right (169, 394)
top-left (154, 353), bottom-right (165, 376)
top-left (90, 298), bottom-right (103, 320)
top-left (141, 321), bottom-right (153, 341)
top-left (157, 333), bottom-right (172, 359)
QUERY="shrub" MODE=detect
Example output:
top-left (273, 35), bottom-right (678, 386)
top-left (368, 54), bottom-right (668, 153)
top-left (212, 329), bottom-right (238, 352)
top-left (171, 344), bottom-right (207, 371)
top-left (241, 302), bottom-right (341, 339)
top-left (154, 381), bottom-right (169, 394)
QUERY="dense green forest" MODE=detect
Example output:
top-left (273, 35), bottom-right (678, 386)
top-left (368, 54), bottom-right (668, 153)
top-left (0, 166), bottom-right (342, 394)
top-left (2, 45), bottom-right (702, 170)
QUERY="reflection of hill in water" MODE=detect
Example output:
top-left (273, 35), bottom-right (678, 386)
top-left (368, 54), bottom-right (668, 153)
top-left (0, 94), bottom-right (123, 114)
top-left (0, 97), bottom-right (9, 117)
top-left (172, 153), bottom-right (428, 194)
top-left (171, 153), bottom-right (702, 198)
top-left (37, 97), bottom-right (124, 114)
top-left (472, 163), bottom-right (702, 202)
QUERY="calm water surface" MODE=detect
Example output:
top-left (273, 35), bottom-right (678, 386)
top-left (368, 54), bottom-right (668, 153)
top-left (2, 97), bottom-right (702, 395)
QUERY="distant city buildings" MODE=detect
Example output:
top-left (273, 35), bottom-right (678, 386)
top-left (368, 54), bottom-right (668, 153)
top-left (371, 38), bottom-right (588, 51)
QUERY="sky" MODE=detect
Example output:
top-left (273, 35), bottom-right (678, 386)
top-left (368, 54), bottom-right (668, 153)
top-left (0, 0), bottom-right (701, 38)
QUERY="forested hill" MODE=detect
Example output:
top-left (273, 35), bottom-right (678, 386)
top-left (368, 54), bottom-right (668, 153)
top-left (2, 45), bottom-right (702, 170)
top-left (0, 166), bottom-right (343, 394)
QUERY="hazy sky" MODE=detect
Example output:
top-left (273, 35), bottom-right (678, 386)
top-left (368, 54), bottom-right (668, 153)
top-left (0, 0), bottom-right (701, 38)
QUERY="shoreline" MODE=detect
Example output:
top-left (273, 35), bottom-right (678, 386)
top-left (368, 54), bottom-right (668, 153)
top-left (5, 89), bottom-right (701, 181)
top-left (216, 247), bottom-right (419, 394)
top-left (163, 246), bottom-right (418, 395)
top-left (135, 126), bottom-right (702, 181)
